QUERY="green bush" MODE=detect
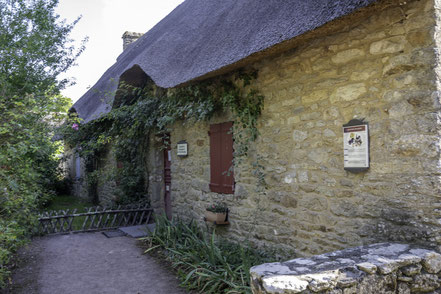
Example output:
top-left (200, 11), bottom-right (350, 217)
top-left (0, 0), bottom-right (85, 288)
top-left (143, 215), bottom-right (275, 293)
top-left (0, 220), bottom-right (29, 287)
top-left (0, 159), bottom-right (45, 288)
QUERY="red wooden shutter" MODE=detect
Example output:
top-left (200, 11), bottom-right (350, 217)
top-left (209, 122), bottom-right (234, 194)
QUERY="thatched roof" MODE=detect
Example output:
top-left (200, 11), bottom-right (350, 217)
top-left (72, 0), bottom-right (376, 123)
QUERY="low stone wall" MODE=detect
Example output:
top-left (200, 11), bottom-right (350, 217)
top-left (250, 243), bottom-right (441, 293)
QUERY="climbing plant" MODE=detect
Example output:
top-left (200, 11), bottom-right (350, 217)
top-left (63, 70), bottom-right (266, 204)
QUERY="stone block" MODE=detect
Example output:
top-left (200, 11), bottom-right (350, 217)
top-left (388, 101), bottom-right (414, 119)
top-left (330, 83), bottom-right (366, 103)
top-left (280, 195), bottom-right (298, 208)
top-left (411, 274), bottom-right (440, 292)
top-left (300, 111), bottom-right (322, 121)
top-left (350, 69), bottom-right (377, 81)
top-left (234, 184), bottom-right (249, 198)
top-left (323, 106), bottom-right (340, 119)
top-left (298, 171), bottom-right (308, 183)
top-left (299, 184), bottom-right (316, 193)
top-left (323, 128), bottom-right (336, 137)
top-left (342, 287), bottom-right (357, 294)
top-left (287, 116), bottom-right (300, 125)
top-left (307, 149), bottom-right (328, 164)
top-left (292, 130), bottom-right (308, 142)
top-left (422, 252), bottom-right (441, 273)
top-left (370, 36), bottom-right (407, 55)
top-left (292, 106), bottom-right (305, 115)
top-left (401, 264), bottom-right (422, 276)
top-left (391, 135), bottom-right (439, 158)
top-left (407, 30), bottom-right (431, 47)
top-left (397, 282), bottom-right (411, 294)
top-left (376, 254), bottom-right (422, 275)
top-left (339, 179), bottom-right (354, 188)
top-left (397, 276), bottom-right (412, 282)
top-left (261, 275), bottom-right (309, 293)
top-left (356, 262), bottom-right (377, 274)
top-left (330, 201), bottom-right (359, 217)
top-left (405, 14), bottom-right (433, 31)
top-left (282, 98), bottom-right (299, 106)
top-left (299, 195), bottom-right (328, 212)
top-left (331, 48), bottom-right (365, 64)
top-left (301, 89), bottom-right (328, 104)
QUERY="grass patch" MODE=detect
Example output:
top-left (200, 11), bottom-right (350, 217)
top-left (44, 195), bottom-right (93, 212)
top-left (42, 195), bottom-right (93, 231)
top-left (142, 215), bottom-right (277, 294)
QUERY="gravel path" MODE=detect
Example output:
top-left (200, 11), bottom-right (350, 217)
top-left (7, 232), bottom-right (189, 294)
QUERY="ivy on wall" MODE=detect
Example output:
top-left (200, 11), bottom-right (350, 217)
top-left (63, 70), bottom-right (265, 204)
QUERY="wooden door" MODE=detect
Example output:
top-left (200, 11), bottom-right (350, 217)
top-left (163, 135), bottom-right (172, 219)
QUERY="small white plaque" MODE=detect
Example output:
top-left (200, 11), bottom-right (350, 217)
top-left (177, 141), bottom-right (188, 157)
top-left (343, 124), bottom-right (369, 169)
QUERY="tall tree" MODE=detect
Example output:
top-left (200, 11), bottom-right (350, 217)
top-left (0, 0), bottom-right (85, 287)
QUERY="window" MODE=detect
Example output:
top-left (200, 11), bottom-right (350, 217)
top-left (209, 122), bottom-right (234, 194)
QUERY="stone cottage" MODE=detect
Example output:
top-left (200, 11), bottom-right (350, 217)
top-left (70, 0), bottom-right (441, 258)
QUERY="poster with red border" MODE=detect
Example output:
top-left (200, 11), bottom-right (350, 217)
top-left (343, 124), bottom-right (369, 169)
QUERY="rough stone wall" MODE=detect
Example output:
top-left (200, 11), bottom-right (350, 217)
top-left (71, 137), bottom-right (153, 207)
top-left (146, 134), bottom-right (167, 213)
top-left (63, 144), bottom-right (115, 203)
top-left (252, 0), bottom-right (441, 254)
top-left (169, 113), bottom-right (235, 221)
top-left (64, 147), bottom-right (88, 200)
top-left (250, 243), bottom-right (441, 294)
top-left (96, 147), bottom-right (117, 206)
top-left (163, 0), bottom-right (441, 256)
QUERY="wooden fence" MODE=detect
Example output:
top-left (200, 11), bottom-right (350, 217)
top-left (37, 204), bottom-right (153, 235)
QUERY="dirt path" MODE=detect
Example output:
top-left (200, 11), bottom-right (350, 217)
top-left (7, 232), bottom-right (189, 294)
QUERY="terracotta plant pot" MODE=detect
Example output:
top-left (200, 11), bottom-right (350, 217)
top-left (204, 210), bottom-right (227, 223)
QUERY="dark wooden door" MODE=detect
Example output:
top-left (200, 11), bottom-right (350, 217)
top-left (163, 135), bottom-right (172, 219)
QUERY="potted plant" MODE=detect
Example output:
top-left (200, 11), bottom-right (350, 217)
top-left (204, 202), bottom-right (229, 224)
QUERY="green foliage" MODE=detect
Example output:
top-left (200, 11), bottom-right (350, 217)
top-left (0, 0), bottom-right (87, 95)
top-left (43, 195), bottom-right (93, 230)
top-left (43, 194), bottom-right (93, 213)
top-left (0, 0), bottom-right (85, 288)
top-left (143, 215), bottom-right (275, 293)
top-left (0, 219), bottom-right (28, 285)
top-left (63, 71), bottom-right (266, 204)
top-left (206, 202), bottom-right (228, 213)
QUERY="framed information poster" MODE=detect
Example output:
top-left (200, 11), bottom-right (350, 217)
top-left (177, 140), bottom-right (188, 157)
top-left (343, 119), bottom-right (369, 173)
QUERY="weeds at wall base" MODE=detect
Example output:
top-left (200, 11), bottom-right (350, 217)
top-left (141, 215), bottom-right (277, 294)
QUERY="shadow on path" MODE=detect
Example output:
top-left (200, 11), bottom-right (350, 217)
top-left (7, 232), bottom-right (188, 294)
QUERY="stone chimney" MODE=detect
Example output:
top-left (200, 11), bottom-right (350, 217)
top-left (122, 31), bottom-right (143, 51)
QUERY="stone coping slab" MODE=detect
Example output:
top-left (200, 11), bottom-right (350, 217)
top-left (250, 243), bottom-right (441, 293)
